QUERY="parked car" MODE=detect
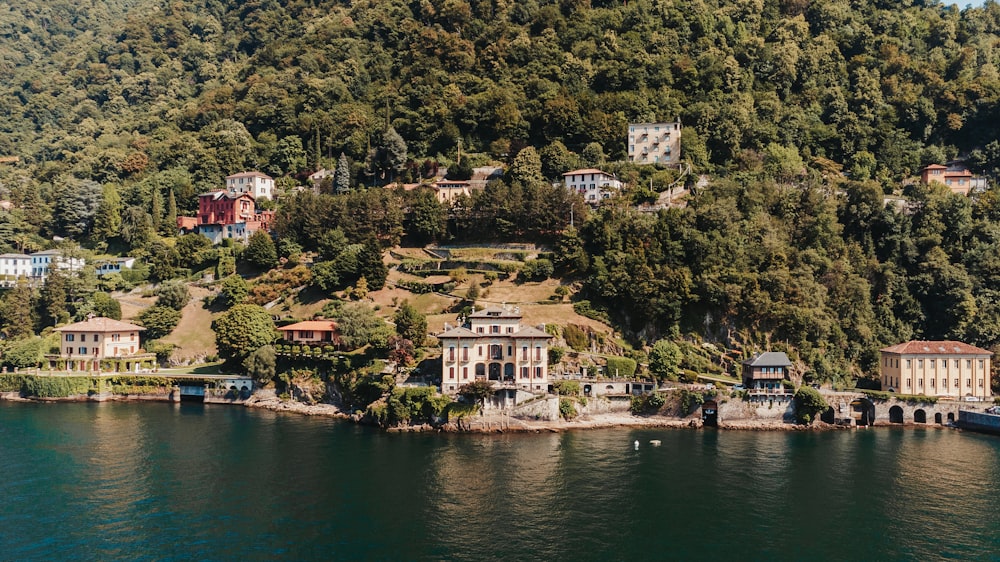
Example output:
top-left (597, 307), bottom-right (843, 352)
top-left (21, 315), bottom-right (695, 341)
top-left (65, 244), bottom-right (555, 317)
top-left (733, 384), bottom-right (745, 391)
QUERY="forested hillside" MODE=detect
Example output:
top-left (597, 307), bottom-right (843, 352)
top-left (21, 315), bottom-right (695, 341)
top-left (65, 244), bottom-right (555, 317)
top-left (3, 0), bottom-right (1000, 385)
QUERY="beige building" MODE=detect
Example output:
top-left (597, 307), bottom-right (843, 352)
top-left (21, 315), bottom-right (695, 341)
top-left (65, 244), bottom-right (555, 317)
top-left (226, 171), bottom-right (275, 200)
top-left (438, 307), bottom-right (552, 395)
top-left (628, 120), bottom-right (681, 164)
top-left (278, 320), bottom-right (339, 345)
top-left (50, 316), bottom-right (154, 372)
top-left (879, 341), bottom-right (992, 400)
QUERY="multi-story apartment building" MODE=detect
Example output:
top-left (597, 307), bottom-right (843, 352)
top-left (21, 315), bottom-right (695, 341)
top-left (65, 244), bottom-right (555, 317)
top-left (880, 341), bottom-right (992, 400)
top-left (628, 120), bottom-right (681, 164)
top-left (0, 253), bottom-right (32, 286)
top-left (438, 307), bottom-right (552, 395)
top-left (226, 171), bottom-right (275, 200)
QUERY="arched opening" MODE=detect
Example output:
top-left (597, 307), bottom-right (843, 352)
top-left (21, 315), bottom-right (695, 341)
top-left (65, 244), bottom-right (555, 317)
top-left (914, 409), bottom-right (927, 424)
top-left (503, 363), bottom-right (515, 382)
top-left (850, 398), bottom-right (875, 426)
top-left (702, 400), bottom-right (718, 427)
top-left (488, 363), bottom-right (501, 381)
top-left (821, 407), bottom-right (835, 424)
top-left (935, 412), bottom-right (943, 424)
top-left (889, 406), bottom-right (904, 424)
top-left (947, 412), bottom-right (956, 423)
top-left (475, 363), bottom-right (486, 380)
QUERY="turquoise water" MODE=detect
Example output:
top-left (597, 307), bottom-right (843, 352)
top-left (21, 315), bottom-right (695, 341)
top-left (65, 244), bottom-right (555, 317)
top-left (2, 402), bottom-right (1000, 560)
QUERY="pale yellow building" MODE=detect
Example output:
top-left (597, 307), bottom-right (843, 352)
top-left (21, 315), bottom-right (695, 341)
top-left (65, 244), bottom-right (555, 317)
top-left (50, 316), bottom-right (153, 372)
top-left (628, 120), bottom-right (681, 164)
top-left (879, 341), bottom-right (992, 400)
top-left (438, 307), bottom-right (552, 394)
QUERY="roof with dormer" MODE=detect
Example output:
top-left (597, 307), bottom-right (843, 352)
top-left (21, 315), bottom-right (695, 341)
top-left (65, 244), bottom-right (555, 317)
top-left (742, 352), bottom-right (792, 367)
top-left (469, 307), bottom-right (522, 319)
top-left (55, 317), bottom-right (144, 333)
top-left (880, 341), bottom-right (991, 356)
top-left (437, 326), bottom-right (478, 338)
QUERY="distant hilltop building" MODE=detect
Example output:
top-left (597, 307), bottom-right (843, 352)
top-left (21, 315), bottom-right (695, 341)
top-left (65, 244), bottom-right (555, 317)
top-left (562, 168), bottom-right (622, 203)
top-left (920, 164), bottom-right (987, 196)
top-left (628, 120), bottom-right (681, 165)
top-left (879, 341), bottom-right (992, 400)
top-left (226, 171), bottom-right (274, 200)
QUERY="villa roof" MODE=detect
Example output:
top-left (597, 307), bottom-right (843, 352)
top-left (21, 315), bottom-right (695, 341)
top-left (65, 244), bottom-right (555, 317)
top-left (743, 352), bottom-right (792, 367)
top-left (512, 326), bottom-right (552, 338)
top-left (0, 253), bottom-right (31, 259)
top-left (277, 320), bottom-right (338, 332)
top-left (437, 326), bottom-right (478, 338)
top-left (56, 317), bottom-right (144, 333)
top-left (880, 341), bottom-right (992, 355)
top-left (563, 168), bottom-right (610, 176)
top-left (226, 171), bottom-right (273, 180)
top-left (469, 307), bottom-right (522, 319)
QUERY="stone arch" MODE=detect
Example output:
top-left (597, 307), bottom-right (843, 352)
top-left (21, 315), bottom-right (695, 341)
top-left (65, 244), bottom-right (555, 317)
top-left (475, 363), bottom-right (486, 379)
top-left (889, 405), bottom-right (904, 424)
top-left (914, 409), bottom-right (927, 424)
top-left (820, 406), bottom-right (835, 424)
top-left (947, 412), bottom-right (955, 423)
top-left (850, 398), bottom-right (876, 426)
top-left (488, 363), bottom-right (501, 380)
top-left (935, 412), bottom-right (943, 424)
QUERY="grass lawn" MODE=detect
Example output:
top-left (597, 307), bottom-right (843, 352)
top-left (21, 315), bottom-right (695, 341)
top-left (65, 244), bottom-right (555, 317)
top-left (160, 286), bottom-right (218, 363)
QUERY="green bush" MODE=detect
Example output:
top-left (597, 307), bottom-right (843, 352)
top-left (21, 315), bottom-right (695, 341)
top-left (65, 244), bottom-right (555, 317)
top-left (572, 300), bottom-right (610, 323)
top-left (630, 392), bottom-right (665, 414)
top-left (794, 386), bottom-right (827, 425)
top-left (0, 374), bottom-right (27, 392)
top-left (679, 389), bottom-right (705, 414)
top-left (605, 356), bottom-right (637, 378)
top-left (445, 401), bottom-right (480, 421)
top-left (21, 376), bottom-right (94, 398)
top-left (559, 397), bottom-right (577, 419)
top-left (563, 324), bottom-right (588, 351)
top-left (551, 380), bottom-right (581, 396)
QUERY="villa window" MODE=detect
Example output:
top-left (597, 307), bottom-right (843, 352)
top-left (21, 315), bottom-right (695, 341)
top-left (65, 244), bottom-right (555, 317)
top-left (478, 346), bottom-right (483, 357)
top-left (522, 346), bottom-right (528, 360)
top-left (81, 334), bottom-right (86, 342)
top-left (462, 347), bottom-right (469, 361)
top-left (918, 379), bottom-right (923, 388)
top-left (979, 360), bottom-right (985, 369)
top-left (980, 379), bottom-right (985, 387)
top-left (507, 346), bottom-right (512, 357)
top-left (65, 347), bottom-right (72, 355)
top-left (78, 347), bottom-right (87, 355)
top-left (490, 325), bottom-right (500, 334)
top-left (905, 378), bottom-right (911, 388)
top-left (929, 359), bottom-right (935, 368)
top-left (477, 327), bottom-right (484, 334)
top-left (462, 367), bottom-right (468, 379)
top-left (66, 334), bottom-right (75, 342)
top-left (967, 360), bottom-right (972, 368)
top-left (906, 359), bottom-right (911, 368)
top-left (448, 368), bottom-right (454, 379)
top-left (448, 347), bottom-right (455, 361)
top-left (111, 333), bottom-right (120, 342)
top-left (955, 360), bottom-right (960, 368)
top-left (507, 327), bottom-right (514, 334)
top-left (966, 379), bottom-right (971, 387)
top-left (953, 379), bottom-right (958, 388)
top-left (535, 367), bottom-right (543, 378)
top-left (918, 359), bottom-right (923, 368)
top-left (930, 379), bottom-right (935, 387)
top-left (535, 346), bottom-right (542, 360)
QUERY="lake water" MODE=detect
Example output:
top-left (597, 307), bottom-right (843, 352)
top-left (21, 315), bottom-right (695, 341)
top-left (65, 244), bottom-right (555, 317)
top-left (2, 401), bottom-right (1000, 561)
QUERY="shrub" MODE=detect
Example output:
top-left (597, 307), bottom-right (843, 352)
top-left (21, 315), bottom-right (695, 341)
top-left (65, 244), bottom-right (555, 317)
top-left (794, 386), bottom-right (827, 425)
top-left (679, 389), bottom-right (704, 414)
top-left (572, 300), bottom-right (610, 323)
top-left (520, 258), bottom-right (554, 281)
top-left (563, 324), bottom-right (588, 351)
top-left (605, 356), bottom-right (637, 378)
top-left (551, 380), bottom-right (581, 396)
top-left (559, 397), bottom-right (578, 419)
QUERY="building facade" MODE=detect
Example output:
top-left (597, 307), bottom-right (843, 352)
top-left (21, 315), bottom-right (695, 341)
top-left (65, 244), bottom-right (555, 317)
top-left (277, 321), bottom-right (340, 345)
top-left (880, 341), bottom-right (993, 400)
top-left (742, 352), bottom-right (793, 400)
top-left (920, 164), bottom-right (987, 196)
top-left (50, 316), bottom-right (153, 372)
top-left (438, 307), bottom-right (553, 395)
top-left (226, 171), bottom-right (275, 200)
top-left (628, 120), bottom-right (681, 164)
top-left (432, 179), bottom-right (472, 204)
top-left (562, 168), bottom-right (623, 203)
top-left (191, 191), bottom-right (274, 244)
top-left (0, 253), bottom-right (32, 286)
top-left (30, 250), bottom-right (85, 281)
top-left (95, 257), bottom-right (136, 276)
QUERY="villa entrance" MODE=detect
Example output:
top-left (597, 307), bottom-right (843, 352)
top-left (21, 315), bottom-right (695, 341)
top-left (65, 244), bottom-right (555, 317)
top-left (488, 363), bottom-right (501, 381)
top-left (702, 400), bottom-right (718, 427)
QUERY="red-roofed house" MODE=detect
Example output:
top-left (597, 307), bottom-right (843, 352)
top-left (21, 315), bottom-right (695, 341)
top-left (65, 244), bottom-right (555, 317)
top-left (278, 321), bottom-right (340, 345)
top-left (879, 340), bottom-right (992, 399)
top-left (920, 164), bottom-right (987, 196)
top-left (48, 316), bottom-right (156, 372)
top-left (562, 168), bottom-right (622, 203)
top-left (187, 190), bottom-right (275, 244)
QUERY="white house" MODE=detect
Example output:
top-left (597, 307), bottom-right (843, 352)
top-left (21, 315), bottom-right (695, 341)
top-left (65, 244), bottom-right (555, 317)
top-left (226, 171), bottom-right (275, 200)
top-left (30, 250), bottom-right (84, 280)
top-left (438, 306), bottom-right (553, 395)
top-left (562, 168), bottom-right (623, 203)
top-left (95, 257), bottom-right (137, 276)
top-left (0, 253), bottom-right (32, 286)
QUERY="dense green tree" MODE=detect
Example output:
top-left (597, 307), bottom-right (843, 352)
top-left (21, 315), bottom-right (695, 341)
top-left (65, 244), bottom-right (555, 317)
top-left (120, 206), bottom-right (154, 249)
top-left (156, 280), bottom-right (190, 310)
top-left (2, 336), bottom-right (47, 369)
top-left (243, 344), bottom-right (277, 385)
top-left (242, 231), bottom-right (279, 270)
top-left (0, 281), bottom-right (34, 338)
top-left (90, 292), bottom-right (122, 320)
top-left (406, 190), bottom-right (447, 244)
top-left (335, 152), bottom-right (351, 194)
top-left (137, 305), bottom-right (182, 340)
top-left (218, 275), bottom-right (250, 307)
top-left (334, 302), bottom-right (387, 350)
top-left (213, 304), bottom-right (277, 366)
top-left (648, 340), bottom-right (682, 382)
top-left (92, 184), bottom-right (122, 242)
top-left (393, 301), bottom-right (427, 345)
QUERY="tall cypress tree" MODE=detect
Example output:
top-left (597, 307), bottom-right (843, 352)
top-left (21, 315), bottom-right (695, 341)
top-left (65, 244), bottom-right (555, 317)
top-left (150, 188), bottom-right (164, 233)
top-left (335, 152), bottom-right (351, 194)
top-left (165, 189), bottom-right (177, 236)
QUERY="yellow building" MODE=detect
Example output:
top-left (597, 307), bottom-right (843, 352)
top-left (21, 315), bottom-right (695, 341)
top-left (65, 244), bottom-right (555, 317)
top-left (49, 316), bottom-right (154, 372)
top-left (879, 341), bottom-right (992, 400)
top-left (438, 307), bottom-right (552, 395)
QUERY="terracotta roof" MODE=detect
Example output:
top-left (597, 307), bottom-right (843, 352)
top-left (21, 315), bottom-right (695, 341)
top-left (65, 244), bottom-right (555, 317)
top-left (880, 341), bottom-right (992, 355)
top-left (563, 168), bottom-right (610, 176)
top-left (922, 164), bottom-right (947, 170)
top-left (56, 317), bottom-right (144, 333)
top-left (743, 352), bottom-right (792, 367)
top-left (277, 321), bottom-right (338, 332)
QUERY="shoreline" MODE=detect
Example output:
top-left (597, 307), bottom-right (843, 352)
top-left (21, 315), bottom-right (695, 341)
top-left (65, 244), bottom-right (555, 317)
top-left (0, 392), bottom-right (966, 434)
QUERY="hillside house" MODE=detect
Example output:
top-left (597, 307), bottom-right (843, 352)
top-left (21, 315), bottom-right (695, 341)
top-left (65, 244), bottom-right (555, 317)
top-left (226, 171), bottom-right (275, 200)
top-left (438, 306), bottom-right (553, 395)
top-left (187, 191), bottom-right (274, 244)
top-left (920, 164), bottom-right (987, 196)
top-left (0, 253), bottom-right (32, 286)
top-left (277, 321), bottom-right (340, 345)
top-left (30, 249), bottom-right (84, 281)
top-left (432, 179), bottom-right (472, 204)
top-left (47, 316), bottom-right (155, 373)
top-left (742, 352), bottom-right (793, 402)
top-left (628, 120), bottom-right (681, 164)
top-left (95, 257), bottom-right (136, 276)
top-left (562, 169), bottom-right (623, 203)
